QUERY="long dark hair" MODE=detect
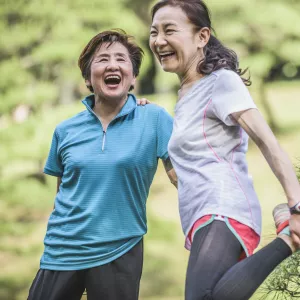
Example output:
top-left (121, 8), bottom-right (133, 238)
top-left (151, 0), bottom-right (251, 86)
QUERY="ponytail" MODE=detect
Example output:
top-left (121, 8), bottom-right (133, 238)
top-left (198, 35), bottom-right (251, 86)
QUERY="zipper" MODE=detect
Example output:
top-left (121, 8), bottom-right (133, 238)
top-left (95, 110), bottom-right (135, 152)
top-left (83, 97), bottom-right (137, 153)
top-left (102, 130), bottom-right (106, 151)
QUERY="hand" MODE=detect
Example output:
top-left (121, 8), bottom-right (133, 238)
top-left (289, 214), bottom-right (300, 248)
top-left (137, 98), bottom-right (151, 106)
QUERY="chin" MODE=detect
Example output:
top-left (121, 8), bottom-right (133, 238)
top-left (107, 90), bottom-right (128, 100)
top-left (105, 92), bottom-right (123, 100)
top-left (102, 86), bottom-right (121, 95)
top-left (161, 64), bottom-right (178, 74)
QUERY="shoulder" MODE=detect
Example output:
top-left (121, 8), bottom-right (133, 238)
top-left (55, 110), bottom-right (88, 136)
top-left (137, 103), bottom-right (172, 119)
top-left (128, 93), bottom-right (171, 118)
top-left (212, 68), bottom-right (247, 93)
top-left (147, 103), bottom-right (170, 114)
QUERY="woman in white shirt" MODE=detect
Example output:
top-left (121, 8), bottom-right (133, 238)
top-left (149, 1), bottom-right (300, 299)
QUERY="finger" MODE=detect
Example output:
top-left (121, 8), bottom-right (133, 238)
top-left (140, 98), bottom-right (150, 105)
top-left (291, 232), bottom-right (300, 248)
top-left (140, 98), bottom-right (148, 105)
top-left (137, 98), bottom-right (146, 106)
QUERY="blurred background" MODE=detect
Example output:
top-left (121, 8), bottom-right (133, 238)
top-left (1, 0), bottom-right (300, 299)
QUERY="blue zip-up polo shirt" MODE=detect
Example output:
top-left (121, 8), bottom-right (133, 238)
top-left (41, 94), bottom-right (173, 270)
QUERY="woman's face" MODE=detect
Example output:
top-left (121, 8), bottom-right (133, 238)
top-left (86, 42), bottom-right (136, 102)
top-left (150, 5), bottom-right (207, 77)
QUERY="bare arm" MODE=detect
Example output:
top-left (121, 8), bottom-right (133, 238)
top-left (163, 157), bottom-right (178, 188)
top-left (232, 108), bottom-right (300, 245)
top-left (232, 109), bottom-right (300, 207)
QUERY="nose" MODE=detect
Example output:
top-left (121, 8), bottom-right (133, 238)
top-left (154, 33), bottom-right (167, 48)
top-left (106, 59), bottom-right (119, 71)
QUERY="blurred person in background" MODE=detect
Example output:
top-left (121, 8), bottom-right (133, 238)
top-left (149, 1), bottom-right (300, 299)
top-left (27, 29), bottom-right (176, 300)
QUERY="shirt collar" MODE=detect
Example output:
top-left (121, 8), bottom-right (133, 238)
top-left (82, 93), bottom-right (137, 120)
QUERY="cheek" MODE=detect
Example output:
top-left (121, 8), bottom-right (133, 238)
top-left (90, 66), bottom-right (104, 78)
top-left (149, 40), bottom-right (155, 52)
top-left (149, 40), bottom-right (158, 58)
top-left (149, 37), bottom-right (154, 48)
top-left (178, 48), bottom-right (191, 62)
top-left (123, 66), bottom-right (134, 77)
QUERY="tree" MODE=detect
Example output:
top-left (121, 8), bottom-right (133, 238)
top-left (1, 1), bottom-right (300, 299)
top-left (0, 0), bottom-right (146, 115)
top-left (124, 0), bottom-right (157, 95)
top-left (209, 0), bottom-right (300, 133)
top-left (256, 253), bottom-right (300, 300)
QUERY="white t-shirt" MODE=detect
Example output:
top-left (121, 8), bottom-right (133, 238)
top-left (168, 68), bottom-right (262, 241)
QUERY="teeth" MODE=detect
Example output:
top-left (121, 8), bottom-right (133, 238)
top-left (105, 75), bottom-right (121, 80)
top-left (159, 52), bottom-right (174, 56)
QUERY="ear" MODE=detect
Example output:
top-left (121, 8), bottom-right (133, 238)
top-left (85, 79), bottom-right (92, 89)
top-left (197, 27), bottom-right (210, 49)
top-left (131, 76), bottom-right (137, 89)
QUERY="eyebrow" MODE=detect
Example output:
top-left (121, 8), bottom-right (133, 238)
top-left (95, 52), bottom-right (127, 58)
top-left (151, 22), bottom-right (177, 29)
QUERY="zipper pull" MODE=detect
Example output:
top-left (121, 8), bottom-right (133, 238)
top-left (102, 130), bottom-right (106, 151)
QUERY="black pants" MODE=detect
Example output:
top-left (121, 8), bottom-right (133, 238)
top-left (186, 220), bottom-right (292, 300)
top-left (28, 240), bottom-right (143, 300)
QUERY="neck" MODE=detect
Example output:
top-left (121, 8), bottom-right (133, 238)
top-left (178, 71), bottom-right (205, 100)
top-left (177, 53), bottom-right (205, 99)
top-left (93, 94), bottom-right (128, 130)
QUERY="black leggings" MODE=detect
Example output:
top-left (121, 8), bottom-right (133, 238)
top-left (185, 220), bottom-right (292, 300)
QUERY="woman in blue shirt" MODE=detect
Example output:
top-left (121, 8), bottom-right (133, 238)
top-left (28, 29), bottom-right (177, 300)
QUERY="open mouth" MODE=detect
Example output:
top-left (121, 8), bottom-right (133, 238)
top-left (104, 75), bottom-right (121, 86)
top-left (159, 51), bottom-right (176, 61)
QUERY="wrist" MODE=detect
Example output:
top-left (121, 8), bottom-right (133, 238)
top-left (289, 201), bottom-right (300, 215)
top-left (288, 198), bottom-right (300, 207)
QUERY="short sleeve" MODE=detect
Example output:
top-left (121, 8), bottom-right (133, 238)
top-left (156, 108), bottom-right (173, 160)
top-left (44, 129), bottom-right (64, 177)
top-left (211, 70), bottom-right (257, 126)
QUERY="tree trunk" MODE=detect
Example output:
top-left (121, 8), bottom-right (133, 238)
top-left (123, 0), bottom-right (156, 95)
top-left (139, 39), bottom-right (156, 95)
top-left (259, 79), bottom-right (279, 134)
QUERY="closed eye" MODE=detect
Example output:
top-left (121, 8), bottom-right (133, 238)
top-left (97, 58), bottom-right (108, 62)
top-left (166, 29), bottom-right (175, 35)
top-left (150, 30), bottom-right (158, 36)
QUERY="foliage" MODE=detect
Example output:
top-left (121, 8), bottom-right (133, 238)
top-left (1, 1), bottom-right (300, 299)
top-left (257, 252), bottom-right (300, 300)
top-left (208, 0), bottom-right (300, 132)
top-left (0, 0), bottom-right (148, 115)
top-left (255, 165), bottom-right (300, 300)
top-left (209, 0), bottom-right (300, 80)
